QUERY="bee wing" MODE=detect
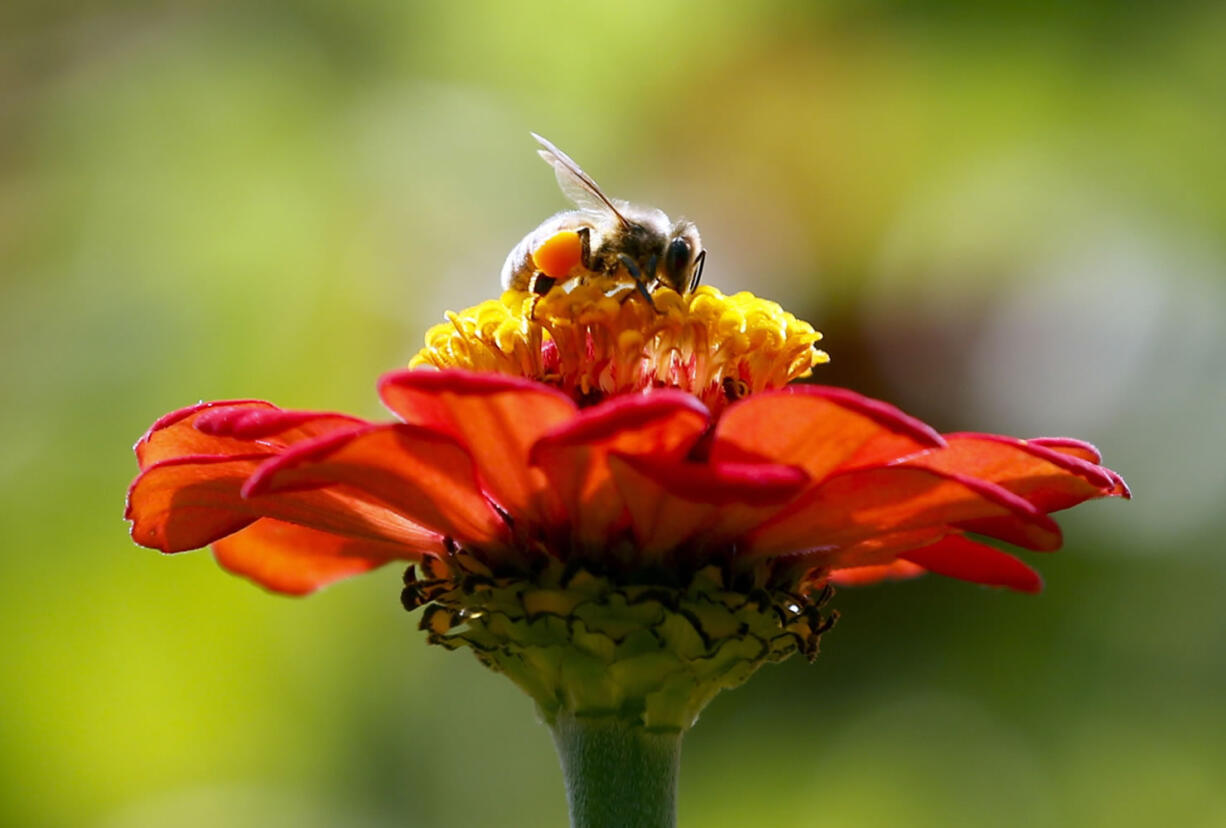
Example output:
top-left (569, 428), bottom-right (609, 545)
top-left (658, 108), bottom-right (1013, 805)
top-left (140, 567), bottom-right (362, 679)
top-left (532, 133), bottom-right (630, 227)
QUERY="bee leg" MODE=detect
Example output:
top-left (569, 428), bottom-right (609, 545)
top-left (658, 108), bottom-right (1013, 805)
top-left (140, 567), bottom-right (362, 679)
top-left (527, 273), bottom-right (556, 320)
top-left (633, 280), bottom-right (658, 310)
top-left (577, 226), bottom-right (593, 269)
top-left (618, 254), bottom-right (658, 311)
top-left (689, 249), bottom-right (707, 292)
top-left (530, 273), bottom-right (557, 296)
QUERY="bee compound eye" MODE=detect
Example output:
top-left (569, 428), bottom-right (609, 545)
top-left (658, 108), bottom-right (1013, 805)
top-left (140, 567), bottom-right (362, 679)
top-left (664, 238), bottom-right (691, 280)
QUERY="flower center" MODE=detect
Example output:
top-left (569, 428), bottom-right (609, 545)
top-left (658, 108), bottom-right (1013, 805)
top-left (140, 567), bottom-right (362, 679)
top-left (410, 284), bottom-right (828, 410)
top-left (403, 555), bottom-right (836, 731)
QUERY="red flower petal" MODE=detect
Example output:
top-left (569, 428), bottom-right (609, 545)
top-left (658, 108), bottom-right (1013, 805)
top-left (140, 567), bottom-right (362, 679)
top-left (1027, 438), bottom-right (1130, 497)
top-left (530, 392), bottom-right (710, 546)
top-left (898, 534), bottom-right (1043, 593)
top-left (531, 391), bottom-right (710, 457)
top-left (1029, 437), bottom-right (1102, 464)
top-left (827, 527), bottom-right (951, 569)
top-left (244, 424), bottom-right (510, 547)
top-left (135, 400), bottom-right (364, 469)
top-left (746, 464), bottom-right (1061, 559)
top-left (829, 535), bottom-right (1044, 593)
top-left (1103, 469), bottom-right (1131, 499)
top-left (910, 433), bottom-right (1117, 513)
top-left (608, 454), bottom-right (808, 557)
top-left (136, 400), bottom-right (271, 468)
top-left (128, 454), bottom-right (440, 553)
top-left (194, 406), bottom-right (366, 442)
top-left (128, 454), bottom-right (263, 551)
top-left (712, 385), bottom-right (944, 483)
top-left (828, 559), bottom-right (926, 587)
top-left (212, 519), bottom-right (422, 595)
top-left (379, 369), bottom-right (576, 524)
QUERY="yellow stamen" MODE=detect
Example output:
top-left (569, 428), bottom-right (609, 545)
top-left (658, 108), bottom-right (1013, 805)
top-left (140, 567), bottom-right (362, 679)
top-left (410, 284), bottom-right (828, 409)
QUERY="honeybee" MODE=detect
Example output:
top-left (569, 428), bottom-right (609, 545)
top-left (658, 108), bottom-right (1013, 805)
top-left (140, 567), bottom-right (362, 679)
top-left (500, 133), bottom-right (706, 306)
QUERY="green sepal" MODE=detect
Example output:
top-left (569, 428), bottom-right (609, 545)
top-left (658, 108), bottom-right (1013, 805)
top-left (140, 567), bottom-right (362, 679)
top-left (404, 559), bottom-right (836, 732)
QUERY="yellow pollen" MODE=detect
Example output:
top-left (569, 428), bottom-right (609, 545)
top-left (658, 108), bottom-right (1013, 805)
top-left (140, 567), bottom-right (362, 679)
top-left (410, 284), bottom-right (828, 409)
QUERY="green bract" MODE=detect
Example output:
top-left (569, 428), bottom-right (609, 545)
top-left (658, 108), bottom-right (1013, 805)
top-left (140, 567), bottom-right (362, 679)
top-left (404, 555), bottom-right (836, 731)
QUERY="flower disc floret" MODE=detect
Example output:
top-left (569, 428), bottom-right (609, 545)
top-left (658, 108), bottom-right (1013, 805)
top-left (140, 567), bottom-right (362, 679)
top-left (410, 285), bottom-right (828, 411)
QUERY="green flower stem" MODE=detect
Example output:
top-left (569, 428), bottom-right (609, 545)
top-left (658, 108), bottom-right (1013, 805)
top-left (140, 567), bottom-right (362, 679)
top-left (550, 712), bottom-right (684, 828)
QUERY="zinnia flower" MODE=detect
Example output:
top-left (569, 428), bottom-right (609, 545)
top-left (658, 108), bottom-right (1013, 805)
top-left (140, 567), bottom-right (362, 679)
top-left (127, 283), bottom-right (1126, 826)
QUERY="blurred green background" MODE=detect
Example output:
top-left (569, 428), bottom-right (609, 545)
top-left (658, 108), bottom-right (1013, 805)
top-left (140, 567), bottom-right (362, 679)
top-left (3, 1), bottom-right (1224, 826)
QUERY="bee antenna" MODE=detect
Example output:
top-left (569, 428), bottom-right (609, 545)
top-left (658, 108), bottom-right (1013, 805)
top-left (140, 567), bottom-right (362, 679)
top-left (689, 249), bottom-right (707, 292)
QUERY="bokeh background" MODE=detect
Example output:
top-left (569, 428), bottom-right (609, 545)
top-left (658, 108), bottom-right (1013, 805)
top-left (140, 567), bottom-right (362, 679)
top-left (4, 1), bottom-right (1224, 826)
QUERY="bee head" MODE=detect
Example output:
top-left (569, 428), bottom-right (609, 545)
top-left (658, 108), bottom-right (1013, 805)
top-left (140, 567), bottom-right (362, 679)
top-left (657, 220), bottom-right (704, 293)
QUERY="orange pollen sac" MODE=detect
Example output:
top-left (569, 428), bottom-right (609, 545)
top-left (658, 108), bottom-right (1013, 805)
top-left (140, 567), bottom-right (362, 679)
top-left (532, 230), bottom-right (584, 279)
top-left (410, 283), bottom-right (828, 411)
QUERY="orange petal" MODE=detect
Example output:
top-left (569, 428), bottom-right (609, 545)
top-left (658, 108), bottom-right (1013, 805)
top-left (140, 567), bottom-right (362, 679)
top-left (244, 424), bottom-right (509, 547)
top-left (911, 433), bottom-right (1117, 512)
top-left (829, 559), bottom-right (926, 587)
top-left (127, 453), bottom-right (443, 554)
top-left (212, 519), bottom-right (422, 595)
top-left (712, 386), bottom-right (943, 483)
top-left (1028, 437), bottom-right (1130, 498)
top-left (608, 454), bottom-right (808, 558)
top-left (828, 527), bottom-right (951, 569)
top-left (380, 370), bottom-right (576, 525)
top-left (530, 391), bottom-right (709, 547)
top-left (1103, 469), bottom-right (1131, 499)
top-left (135, 400), bottom-right (364, 469)
top-left (1029, 437), bottom-right (1102, 464)
top-left (746, 465), bottom-right (1060, 559)
top-left (900, 534), bottom-right (1043, 593)
top-left (128, 454), bottom-right (263, 551)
